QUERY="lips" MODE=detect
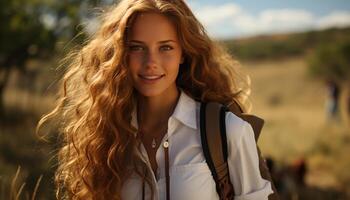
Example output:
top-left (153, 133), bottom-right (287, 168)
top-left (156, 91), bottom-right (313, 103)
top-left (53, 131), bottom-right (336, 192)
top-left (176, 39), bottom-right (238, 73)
top-left (139, 74), bottom-right (165, 80)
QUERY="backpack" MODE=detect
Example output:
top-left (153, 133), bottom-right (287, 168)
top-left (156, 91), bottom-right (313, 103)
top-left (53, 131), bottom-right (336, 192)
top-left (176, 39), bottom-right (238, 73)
top-left (200, 101), bottom-right (280, 200)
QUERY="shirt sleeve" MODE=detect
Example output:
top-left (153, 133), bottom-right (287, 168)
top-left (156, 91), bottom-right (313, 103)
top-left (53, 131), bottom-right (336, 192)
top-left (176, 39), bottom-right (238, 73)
top-left (225, 112), bottom-right (273, 200)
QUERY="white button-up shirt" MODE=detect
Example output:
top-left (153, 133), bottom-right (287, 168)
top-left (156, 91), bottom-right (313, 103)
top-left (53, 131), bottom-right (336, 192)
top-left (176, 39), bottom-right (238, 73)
top-left (122, 90), bottom-right (273, 200)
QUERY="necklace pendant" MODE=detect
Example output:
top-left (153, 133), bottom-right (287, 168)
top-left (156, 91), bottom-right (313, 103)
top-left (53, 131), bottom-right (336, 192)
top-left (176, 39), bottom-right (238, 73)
top-left (151, 138), bottom-right (157, 149)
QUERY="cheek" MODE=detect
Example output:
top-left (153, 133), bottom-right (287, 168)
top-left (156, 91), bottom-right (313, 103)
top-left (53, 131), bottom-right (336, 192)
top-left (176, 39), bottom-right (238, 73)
top-left (164, 57), bottom-right (180, 78)
top-left (128, 54), bottom-right (143, 73)
top-left (162, 53), bottom-right (182, 70)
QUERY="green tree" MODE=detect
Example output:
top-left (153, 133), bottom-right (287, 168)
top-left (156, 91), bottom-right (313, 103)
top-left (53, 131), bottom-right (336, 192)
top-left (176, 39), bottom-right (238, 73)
top-left (0, 0), bottom-right (56, 114)
top-left (309, 41), bottom-right (350, 83)
top-left (0, 0), bottom-right (105, 114)
top-left (0, 1), bottom-right (108, 198)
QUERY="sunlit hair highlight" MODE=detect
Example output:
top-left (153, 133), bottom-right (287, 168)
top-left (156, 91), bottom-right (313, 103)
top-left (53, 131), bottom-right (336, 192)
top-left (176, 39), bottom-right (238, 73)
top-left (37, 0), bottom-right (251, 199)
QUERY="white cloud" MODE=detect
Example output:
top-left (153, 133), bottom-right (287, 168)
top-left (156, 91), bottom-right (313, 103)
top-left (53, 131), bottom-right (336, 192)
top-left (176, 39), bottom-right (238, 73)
top-left (259, 9), bottom-right (314, 32)
top-left (316, 11), bottom-right (350, 29)
top-left (189, 3), bottom-right (350, 39)
top-left (195, 3), bottom-right (241, 26)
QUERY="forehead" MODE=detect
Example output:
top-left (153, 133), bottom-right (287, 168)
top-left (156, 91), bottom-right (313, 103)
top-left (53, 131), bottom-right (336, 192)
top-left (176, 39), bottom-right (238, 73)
top-left (128, 12), bottom-right (178, 42)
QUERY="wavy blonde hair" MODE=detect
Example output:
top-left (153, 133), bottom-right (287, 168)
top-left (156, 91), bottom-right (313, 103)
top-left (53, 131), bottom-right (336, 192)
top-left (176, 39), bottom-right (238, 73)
top-left (37, 0), bottom-right (251, 199)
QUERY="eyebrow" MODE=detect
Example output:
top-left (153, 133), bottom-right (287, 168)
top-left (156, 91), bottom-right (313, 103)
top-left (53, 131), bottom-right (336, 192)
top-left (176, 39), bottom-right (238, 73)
top-left (128, 40), bottom-right (177, 44)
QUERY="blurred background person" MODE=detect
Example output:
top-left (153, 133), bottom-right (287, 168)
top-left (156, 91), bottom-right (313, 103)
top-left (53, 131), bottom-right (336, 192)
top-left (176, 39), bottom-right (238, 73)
top-left (325, 80), bottom-right (340, 121)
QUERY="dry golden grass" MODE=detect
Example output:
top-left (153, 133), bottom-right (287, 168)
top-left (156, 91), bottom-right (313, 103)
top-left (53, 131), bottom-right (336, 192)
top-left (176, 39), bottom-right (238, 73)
top-left (242, 57), bottom-right (350, 192)
top-left (242, 57), bottom-right (326, 159)
top-left (3, 69), bottom-right (57, 116)
top-left (0, 166), bottom-right (43, 200)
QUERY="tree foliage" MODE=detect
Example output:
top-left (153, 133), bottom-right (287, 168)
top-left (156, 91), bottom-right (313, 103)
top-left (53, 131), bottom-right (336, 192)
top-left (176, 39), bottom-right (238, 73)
top-left (223, 27), bottom-right (350, 61)
top-left (309, 40), bottom-right (350, 83)
top-left (0, 0), bottom-right (56, 65)
top-left (0, 0), bottom-right (106, 113)
top-left (0, 1), bottom-right (107, 198)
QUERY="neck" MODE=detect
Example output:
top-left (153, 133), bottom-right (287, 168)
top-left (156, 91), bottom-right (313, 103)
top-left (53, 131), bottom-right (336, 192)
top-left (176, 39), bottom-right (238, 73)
top-left (137, 87), bottom-right (180, 132)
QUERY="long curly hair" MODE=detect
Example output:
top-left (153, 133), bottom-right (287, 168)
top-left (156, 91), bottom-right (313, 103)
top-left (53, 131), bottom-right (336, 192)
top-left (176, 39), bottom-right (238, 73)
top-left (37, 0), bottom-right (251, 199)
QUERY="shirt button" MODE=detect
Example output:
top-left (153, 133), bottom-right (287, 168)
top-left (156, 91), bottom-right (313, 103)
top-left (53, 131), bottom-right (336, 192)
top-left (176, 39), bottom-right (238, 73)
top-left (163, 141), bottom-right (169, 148)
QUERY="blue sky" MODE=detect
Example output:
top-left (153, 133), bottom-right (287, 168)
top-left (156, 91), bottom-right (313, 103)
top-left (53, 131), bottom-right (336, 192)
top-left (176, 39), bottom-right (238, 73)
top-left (187, 0), bottom-right (350, 39)
top-left (189, 0), bottom-right (350, 16)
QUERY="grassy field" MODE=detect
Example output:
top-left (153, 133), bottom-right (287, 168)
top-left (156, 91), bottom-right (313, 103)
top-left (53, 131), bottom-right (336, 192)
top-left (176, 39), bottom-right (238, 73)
top-left (1, 56), bottom-right (349, 199)
top-left (243, 57), bottom-right (326, 160)
top-left (242, 56), bottom-right (350, 196)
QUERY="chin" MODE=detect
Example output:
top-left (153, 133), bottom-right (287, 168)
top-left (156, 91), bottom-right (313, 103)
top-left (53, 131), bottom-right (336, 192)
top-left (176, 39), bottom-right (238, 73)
top-left (135, 83), bottom-right (179, 98)
top-left (136, 87), bottom-right (166, 97)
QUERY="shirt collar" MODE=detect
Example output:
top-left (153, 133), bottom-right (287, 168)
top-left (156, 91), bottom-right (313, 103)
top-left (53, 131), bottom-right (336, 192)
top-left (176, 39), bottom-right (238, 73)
top-left (131, 89), bottom-right (198, 130)
top-left (171, 89), bottom-right (198, 130)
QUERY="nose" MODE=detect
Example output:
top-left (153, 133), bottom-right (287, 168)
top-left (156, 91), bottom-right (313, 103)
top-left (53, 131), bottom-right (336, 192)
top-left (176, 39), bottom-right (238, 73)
top-left (144, 50), bottom-right (159, 69)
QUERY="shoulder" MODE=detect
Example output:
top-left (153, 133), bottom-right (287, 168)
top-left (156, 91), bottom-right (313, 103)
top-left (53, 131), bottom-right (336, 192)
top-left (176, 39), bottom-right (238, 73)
top-left (224, 112), bottom-right (256, 154)
top-left (193, 100), bottom-right (255, 144)
top-left (225, 112), bottom-right (251, 138)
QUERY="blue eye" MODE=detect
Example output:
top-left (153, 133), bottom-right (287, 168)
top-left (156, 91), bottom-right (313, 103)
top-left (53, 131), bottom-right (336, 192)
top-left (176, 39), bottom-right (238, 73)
top-left (160, 45), bottom-right (173, 51)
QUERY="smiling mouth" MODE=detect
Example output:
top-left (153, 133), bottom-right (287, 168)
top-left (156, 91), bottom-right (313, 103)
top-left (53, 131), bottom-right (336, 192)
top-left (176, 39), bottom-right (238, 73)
top-left (139, 74), bottom-right (165, 80)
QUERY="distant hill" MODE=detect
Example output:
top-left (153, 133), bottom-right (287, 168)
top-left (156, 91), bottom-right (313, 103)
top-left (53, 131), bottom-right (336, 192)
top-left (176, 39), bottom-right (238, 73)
top-left (221, 27), bottom-right (350, 61)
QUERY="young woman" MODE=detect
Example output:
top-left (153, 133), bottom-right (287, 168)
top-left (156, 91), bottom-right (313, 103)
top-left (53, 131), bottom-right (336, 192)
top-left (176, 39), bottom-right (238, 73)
top-left (38, 0), bottom-right (273, 199)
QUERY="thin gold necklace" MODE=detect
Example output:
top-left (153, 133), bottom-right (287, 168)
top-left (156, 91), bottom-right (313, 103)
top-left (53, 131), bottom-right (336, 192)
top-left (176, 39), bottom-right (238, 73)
top-left (139, 125), bottom-right (168, 149)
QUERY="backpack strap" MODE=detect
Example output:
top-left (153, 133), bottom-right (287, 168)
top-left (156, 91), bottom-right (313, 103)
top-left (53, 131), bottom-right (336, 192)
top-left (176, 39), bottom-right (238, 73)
top-left (227, 101), bottom-right (265, 141)
top-left (201, 101), bottom-right (280, 200)
top-left (200, 102), bottom-right (235, 199)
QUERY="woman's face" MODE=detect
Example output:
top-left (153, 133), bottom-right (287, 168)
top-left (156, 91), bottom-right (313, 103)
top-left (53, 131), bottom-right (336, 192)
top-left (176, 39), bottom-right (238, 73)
top-left (127, 12), bottom-right (183, 97)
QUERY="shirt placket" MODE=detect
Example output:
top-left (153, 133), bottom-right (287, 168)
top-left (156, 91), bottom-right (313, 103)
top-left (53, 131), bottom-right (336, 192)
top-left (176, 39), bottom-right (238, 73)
top-left (139, 116), bottom-right (177, 200)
